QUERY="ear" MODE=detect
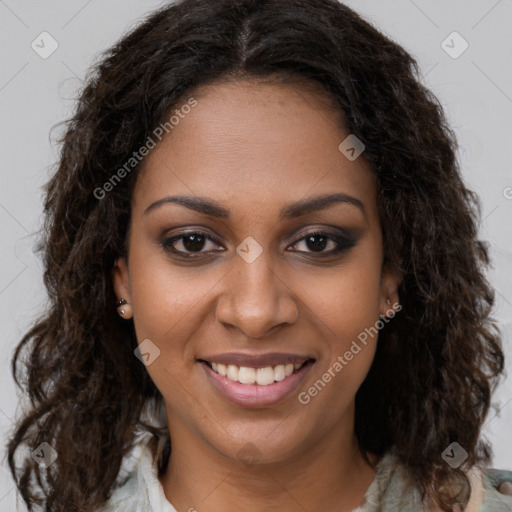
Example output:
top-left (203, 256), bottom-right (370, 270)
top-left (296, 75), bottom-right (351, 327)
top-left (379, 264), bottom-right (401, 318)
top-left (112, 256), bottom-right (131, 304)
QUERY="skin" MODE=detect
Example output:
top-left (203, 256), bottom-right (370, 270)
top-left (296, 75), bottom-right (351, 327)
top-left (113, 78), bottom-right (400, 512)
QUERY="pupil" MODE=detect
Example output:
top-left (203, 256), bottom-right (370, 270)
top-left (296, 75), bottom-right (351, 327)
top-left (306, 234), bottom-right (326, 252)
top-left (183, 234), bottom-right (205, 252)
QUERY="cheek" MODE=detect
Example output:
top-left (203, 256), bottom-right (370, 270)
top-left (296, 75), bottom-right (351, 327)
top-left (298, 268), bottom-right (380, 415)
top-left (297, 242), bottom-right (382, 381)
top-left (127, 242), bottom-right (206, 342)
top-left (305, 256), bottom-right (382, 336)
top-left (126, 245), bottom-right (202, 404)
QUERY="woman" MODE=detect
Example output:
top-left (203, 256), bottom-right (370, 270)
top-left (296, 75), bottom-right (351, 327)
top-left (6, 0), bottom-right (512, 511)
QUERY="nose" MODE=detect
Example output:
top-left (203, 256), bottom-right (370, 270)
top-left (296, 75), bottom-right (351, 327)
top-left (215, 248), bottom-right (299, 339)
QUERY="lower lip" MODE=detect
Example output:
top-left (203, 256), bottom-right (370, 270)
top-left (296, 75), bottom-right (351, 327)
top-left (200, 361), bottom-right (314, 408)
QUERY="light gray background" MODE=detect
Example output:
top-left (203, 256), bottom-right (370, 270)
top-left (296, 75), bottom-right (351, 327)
top-left (1, 1), bottom-right (511, 510)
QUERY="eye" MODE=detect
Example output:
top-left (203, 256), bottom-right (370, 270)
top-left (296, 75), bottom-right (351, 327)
top-left (161, 231), bottom-right (223, 257)
top-left (287, 231), bottom-right (355, 255)
top-left (161, 229), bottom-right (356, 259)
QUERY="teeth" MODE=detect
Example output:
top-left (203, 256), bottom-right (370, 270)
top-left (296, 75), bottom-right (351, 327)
top-left (256, 367), bottom-right (275, 385)
top-left (274, 365), bottom-right (286, 381)
top-left (226, 364), bottom-right (238, 381)
top-left (209, 361), bottom-right (307, 385)
top-left (238, 367), bottom-right (256, 384)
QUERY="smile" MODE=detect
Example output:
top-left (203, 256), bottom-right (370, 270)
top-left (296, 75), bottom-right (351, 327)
top-left (199, 358), bottom-right (315, 408)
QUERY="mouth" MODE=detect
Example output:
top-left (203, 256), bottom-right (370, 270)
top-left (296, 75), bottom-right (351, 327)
top-left (197, 358), bottom-right (316, 408)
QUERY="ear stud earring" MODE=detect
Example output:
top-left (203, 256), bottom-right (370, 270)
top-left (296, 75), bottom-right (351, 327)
top-left (116, 299), bottom-right (132, 319)
top-left (380, 298), bottom-right (400, 320)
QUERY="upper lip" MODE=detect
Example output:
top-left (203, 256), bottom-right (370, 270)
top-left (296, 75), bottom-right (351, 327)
top-left (198, 352), bottom-right (314, 368)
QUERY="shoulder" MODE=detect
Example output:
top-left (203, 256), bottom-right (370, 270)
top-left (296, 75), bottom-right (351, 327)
top-left (360, 449), bottom-right (512, 512)
top-left (479, 467), bottom-right (512, 511)
top-left (97, 472), bottom-right (141, 512)
top-left (97, 442), bottom-right (177, 512)
top-left (432, 464), bottom-right (512, 512)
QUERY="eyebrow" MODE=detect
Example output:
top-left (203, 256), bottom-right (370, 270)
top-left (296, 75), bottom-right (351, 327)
top-left (143, 192), bottom-right (365, 220)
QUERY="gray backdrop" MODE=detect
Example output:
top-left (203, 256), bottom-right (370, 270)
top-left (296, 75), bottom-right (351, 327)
top-left (1, 1), bottom-right (511, 510)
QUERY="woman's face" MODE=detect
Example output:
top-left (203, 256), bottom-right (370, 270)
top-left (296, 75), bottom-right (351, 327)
top-left (113, 79), bottom-right (399, 464)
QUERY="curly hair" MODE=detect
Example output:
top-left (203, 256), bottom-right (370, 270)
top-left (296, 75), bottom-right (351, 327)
top-left (6, 0), bottom-right (504, 511)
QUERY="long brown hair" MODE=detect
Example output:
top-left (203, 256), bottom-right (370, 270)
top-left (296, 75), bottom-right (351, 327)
top-left (7, 1), bottom-right (504, 510)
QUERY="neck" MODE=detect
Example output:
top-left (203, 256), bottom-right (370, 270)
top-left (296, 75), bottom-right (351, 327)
top-left (159, 418), bottom-right (379, 512)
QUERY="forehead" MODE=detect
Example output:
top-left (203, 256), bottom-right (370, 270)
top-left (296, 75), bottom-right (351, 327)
top-left (133, 79), bottom-right (377, 220)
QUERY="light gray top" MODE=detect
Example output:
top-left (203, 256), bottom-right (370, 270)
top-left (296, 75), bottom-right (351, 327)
top-left (98, 440), bottom-right (512, 511)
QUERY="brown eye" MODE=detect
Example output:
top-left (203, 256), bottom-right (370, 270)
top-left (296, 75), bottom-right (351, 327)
top-left (288, 231), bottom-right (356, 255)
top-left (302, 234), bottom-right (332, 252)
top-left (161, 231), bottom-right (222, 256)
top-left (181, 233), bottom-right (207, 252)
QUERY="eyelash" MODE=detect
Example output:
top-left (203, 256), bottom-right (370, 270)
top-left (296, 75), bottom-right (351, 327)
top-left (161, 230), bottom-right (356, 259)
